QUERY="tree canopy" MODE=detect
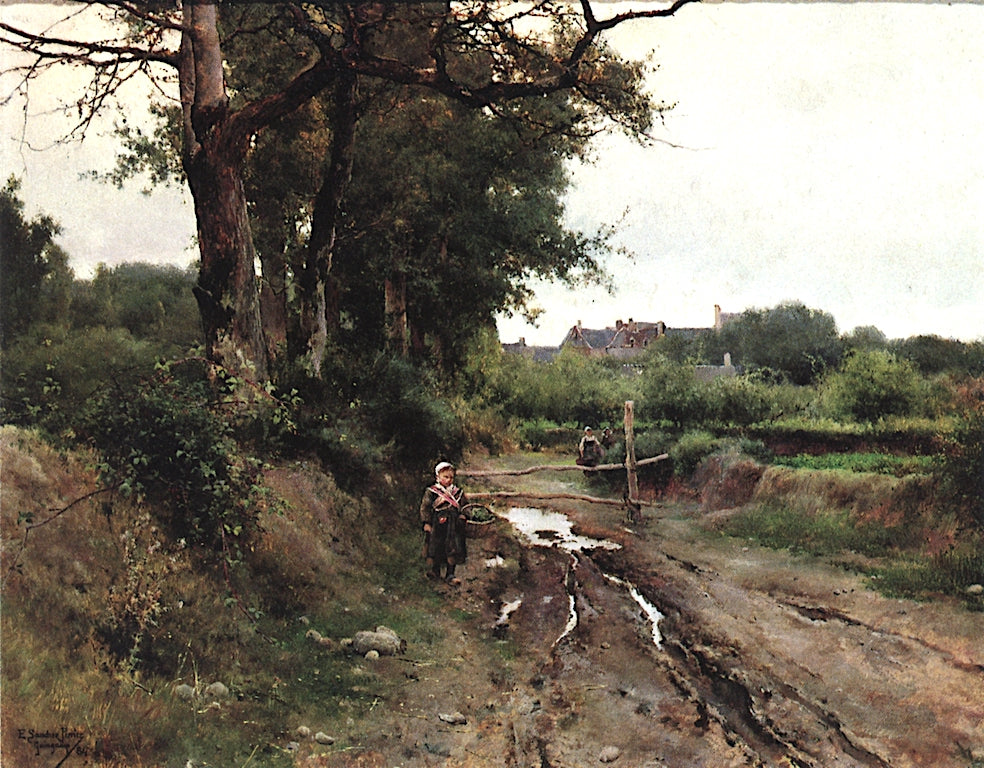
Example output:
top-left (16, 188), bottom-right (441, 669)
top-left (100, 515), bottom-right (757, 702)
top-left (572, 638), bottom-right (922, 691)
top-left (2, 0), bottom-right (695, 383)
top-left (708, 302), bottom-right (843, 385)
top-left (0, 176), bottom-right (72, 348)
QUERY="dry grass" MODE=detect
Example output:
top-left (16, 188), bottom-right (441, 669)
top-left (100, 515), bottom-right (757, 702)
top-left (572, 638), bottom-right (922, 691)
top-left (0, 426), bottom-right (434, 766)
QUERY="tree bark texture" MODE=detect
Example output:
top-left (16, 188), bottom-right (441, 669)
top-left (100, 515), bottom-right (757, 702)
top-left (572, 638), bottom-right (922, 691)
top-left (290, 70), bottom-right (358, 375)
top-left (182, 2), bottom-right (268, 381)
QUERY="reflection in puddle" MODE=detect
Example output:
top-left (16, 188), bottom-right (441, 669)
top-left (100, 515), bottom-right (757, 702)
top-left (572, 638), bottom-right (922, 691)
top-left (496, 506), bottom-right (663, 647)
top-left (605, 573), bottom-right (663, 645)
top-left (502, 506), bottom-right (621, 551)
top-left (496, 598), bottom-right (523, 627)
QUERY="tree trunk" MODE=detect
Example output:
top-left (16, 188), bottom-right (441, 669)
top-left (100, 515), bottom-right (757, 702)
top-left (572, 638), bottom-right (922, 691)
top-left (290, 69), bottom-right (358, 376)
top-left (384, 272), bottom-right (408, 356)
top-left (187, 144), bottom-right (269, 383)
top-left (182, 2), bottom-right (268, 382)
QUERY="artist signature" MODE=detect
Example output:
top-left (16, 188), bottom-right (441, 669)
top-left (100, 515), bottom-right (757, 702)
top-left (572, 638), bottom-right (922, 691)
top-left (16, 727), bottom-right (88, 764)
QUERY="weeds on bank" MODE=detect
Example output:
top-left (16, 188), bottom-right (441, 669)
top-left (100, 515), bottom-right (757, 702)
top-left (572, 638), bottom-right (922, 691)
top-left (722, 502), bottom-right (984, 609)
top-left (772, 452), bottom-right (937, 476)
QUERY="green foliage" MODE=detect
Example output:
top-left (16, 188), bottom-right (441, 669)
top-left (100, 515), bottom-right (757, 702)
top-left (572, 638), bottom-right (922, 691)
top-left (938, 379), bottom-right (984, 524)
top-left (773, 452), bottom-right (937, 476)
top-left (0, 176), bottom-right (73, 348)
top-left (638, 353), bottom-right (707, 428)
top-left (842, 325), bottom-right (889, 354)
top-left (869, 548), bottom-right (984, 610)
top-left (702, 374), bottom-right (778, 426)
top-left (669, 430), bottom-right (721, 477)
top-left (722, 502), bottom-right (908, 558)
top-left (819, 349), bottom-right (923, 423)
top-left (78, 361), bottom-right (264, 551)
top-left (515, 418), bottom-right (566, 450)
top-left (893, 334), bottom-right (984, 377)
top-left (71, 263), bottom-right (202, 354)
top-left (360, 354), bottom-right (465, 465)
top-left (332, 86), bottom-right (618, 369)
top-left (486, 348), bottom-right (631, 426)
top-left (711, 302), bottom-right (843, 385)
top-left (1, 324), bottom-right (164, 434)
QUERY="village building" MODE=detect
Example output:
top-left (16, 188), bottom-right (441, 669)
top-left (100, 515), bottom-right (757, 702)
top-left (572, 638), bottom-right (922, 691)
top-left (501, 306), bottom-right (739, 379)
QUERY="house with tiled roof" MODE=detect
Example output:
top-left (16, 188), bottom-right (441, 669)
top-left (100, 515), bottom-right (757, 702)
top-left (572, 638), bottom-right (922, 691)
top-left (501, 307), bottom-right (740, 376)
top-left (560, 318), bottom-right (667, 359)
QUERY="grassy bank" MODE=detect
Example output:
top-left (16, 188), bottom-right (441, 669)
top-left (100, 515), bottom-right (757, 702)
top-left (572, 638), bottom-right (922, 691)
top-left (705, 457), bottom-right (984, 610)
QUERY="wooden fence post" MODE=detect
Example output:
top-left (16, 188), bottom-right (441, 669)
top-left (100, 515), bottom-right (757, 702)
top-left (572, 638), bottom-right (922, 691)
top-left (625, 400), bottom-right (639, 505)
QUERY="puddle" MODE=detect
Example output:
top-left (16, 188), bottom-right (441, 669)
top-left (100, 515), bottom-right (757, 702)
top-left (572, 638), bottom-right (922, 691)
top-left (605, 573), bottom-right (664, 646)
top-left (496, 506), bottom-right (662, 647)
top-left (496, 598), bottom-right (523, 627)
top-left (501, 506), bottom-right (621, 552)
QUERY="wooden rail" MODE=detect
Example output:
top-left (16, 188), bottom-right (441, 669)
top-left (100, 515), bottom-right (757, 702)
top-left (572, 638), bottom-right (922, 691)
top-left (458, 454), bottom-right (668, 477)
top-left (465, 490), bottom-right (657, 508)
top-left (458, 402), bottom-right (666, 515)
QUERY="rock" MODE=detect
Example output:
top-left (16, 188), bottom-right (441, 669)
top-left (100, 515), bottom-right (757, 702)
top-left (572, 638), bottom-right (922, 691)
top-left (965, 583), bottom-right (983, 595)
top-left (351, 626), bottom-right (405, 656)
top-left (285, 741), bottom-right (300, 752)
top-left (364, 649), bottom-right (380, 660)
top-left (298, 615), bottom-right (311, 625)
top-left (598, 745), bottom-right (621, 763)
top-left (295, 725), bottom-right (311, 739)
top-left (173, 684), bottom-right (196, 701)
top-left (305, 628), bottom-right (323, 643)
top-left (314, 731), bottom-right (335, 745)
top-left (204, 682), bottom-right (228, 700)
top-left (438, 711), bottom-right (468, 725)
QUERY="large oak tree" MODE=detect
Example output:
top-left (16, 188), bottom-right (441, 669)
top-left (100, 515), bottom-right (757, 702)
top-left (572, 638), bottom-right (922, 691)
top-left (2, 1), bottom-right (695, 382)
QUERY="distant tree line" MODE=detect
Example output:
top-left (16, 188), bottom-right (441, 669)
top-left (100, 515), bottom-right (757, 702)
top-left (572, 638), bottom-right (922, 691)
top-left (656, 301), bottom-right (984, 383)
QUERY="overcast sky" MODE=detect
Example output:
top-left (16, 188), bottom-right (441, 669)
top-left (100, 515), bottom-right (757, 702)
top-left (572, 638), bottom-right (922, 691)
top-left (3, 2), bottom-right (983, 345)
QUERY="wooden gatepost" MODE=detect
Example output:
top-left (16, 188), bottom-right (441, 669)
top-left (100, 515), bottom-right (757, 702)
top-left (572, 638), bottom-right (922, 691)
top-left (460, 400), bottom-right (665, 521)
top-left (623, 400), bottom-right (642, 522)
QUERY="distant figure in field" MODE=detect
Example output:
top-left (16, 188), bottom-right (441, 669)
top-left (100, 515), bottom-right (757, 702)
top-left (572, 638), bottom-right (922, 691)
top-left (601, 427), bottom-right (616, 448)
top-left (418, 461), bottom-right (468, 586)
top-left (577, 426), bottom-right (603, 467)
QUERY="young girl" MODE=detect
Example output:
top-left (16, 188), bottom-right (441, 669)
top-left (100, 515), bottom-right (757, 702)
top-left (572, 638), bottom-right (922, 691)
top-left (418, 461), bottom-right (468, 585)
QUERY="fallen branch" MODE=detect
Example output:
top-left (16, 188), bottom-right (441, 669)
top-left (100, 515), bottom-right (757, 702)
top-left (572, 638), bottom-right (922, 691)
top-left (458, 454), bottom-right (668, 477)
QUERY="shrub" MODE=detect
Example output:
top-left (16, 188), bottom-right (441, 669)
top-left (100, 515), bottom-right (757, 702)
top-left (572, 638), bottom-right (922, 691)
top-left (638, 354), bottom-right (707, 428)
top-left (703, 374), bottom-right (776, 426)
top-left (670, 430), bottom-right (720, 478)
top-left (361, 354), bottom-right (465, 465)
top-left (516, 417), bottom-right (563, 450)
top-left (939, 378), bottom-right (984, 525)
top-left (77, 361), bottom-right (264, 552)
top-left (819, 349), bottom-right (923, 423)
top-left (0, 324), bottom-right (162, 434)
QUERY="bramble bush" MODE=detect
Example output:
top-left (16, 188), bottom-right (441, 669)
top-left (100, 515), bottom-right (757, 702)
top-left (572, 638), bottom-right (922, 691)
top-left (78, 360), bottom-right (264, 553)
top-left (939, 378), bottom-right (984, 525)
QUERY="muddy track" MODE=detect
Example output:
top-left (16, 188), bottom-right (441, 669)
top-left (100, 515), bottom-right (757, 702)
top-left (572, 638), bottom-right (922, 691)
top-left (343, 459), bottom-right (984, 767)
top-left (459, 458), bottom-right (984, 768)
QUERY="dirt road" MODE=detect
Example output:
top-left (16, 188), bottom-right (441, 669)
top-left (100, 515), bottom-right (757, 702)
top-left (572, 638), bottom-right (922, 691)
top-left (332, 455), bottom-right (984, 768)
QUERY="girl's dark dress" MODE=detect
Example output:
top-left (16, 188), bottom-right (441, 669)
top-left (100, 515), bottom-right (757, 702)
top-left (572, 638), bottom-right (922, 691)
top-left (418, 482), bottom-right (468, 566)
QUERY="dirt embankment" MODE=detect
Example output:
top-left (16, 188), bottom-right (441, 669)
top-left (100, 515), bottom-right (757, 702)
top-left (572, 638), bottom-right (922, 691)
top-left (343, 455), bottom-right (984, 768)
